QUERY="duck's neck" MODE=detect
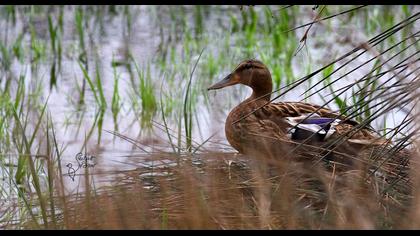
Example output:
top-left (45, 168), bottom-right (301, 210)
top-left (250, 88), bottom-right (271, 101)
top-left (247, 81), bottom-right (273, 103)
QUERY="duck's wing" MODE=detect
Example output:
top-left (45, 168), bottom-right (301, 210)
top-left (255, 101), bottom-right (358, 131)
top-left (256, 101), bottom-right (382, 144)
top-left (259, 101), bottom-right (355, 124)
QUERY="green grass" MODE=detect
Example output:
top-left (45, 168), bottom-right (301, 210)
top-left (0, 5), bottom-right (418, 229)
top-left (75, 7), bottom-right (86, 57)
top-left (131, 59), bottom-right (157, 130)
top-left (183, 48), bottom-right (204, 152)
top-left (78, 61), bottom-right (106, 110)
top-left (111, 64), bottom-right (121, 131)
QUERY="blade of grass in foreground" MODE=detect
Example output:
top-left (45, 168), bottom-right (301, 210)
top-left (49, 112), bottom-right (70, 228)
top-left (46, 116), bottom-right (57, 229)
top-left (159, 80), bottom-right (177, 154)
top-left (11, 106), bottom-right (49, 228)
top-left (183, 47), bottom-right (205, 152)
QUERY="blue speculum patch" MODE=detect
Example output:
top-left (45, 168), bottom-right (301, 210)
top-left (290, 118), bottom-right (338, 141)
top-left (301, 118), bottom-right (336, 131)
top-left (300, 117), bottom-right (336, 125)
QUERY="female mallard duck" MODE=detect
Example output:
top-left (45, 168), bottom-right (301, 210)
top-left (208, 59), bottom-right (388, 164)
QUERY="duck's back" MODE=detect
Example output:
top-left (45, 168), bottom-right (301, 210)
top-left (225, 100), bottom-right (381, 157)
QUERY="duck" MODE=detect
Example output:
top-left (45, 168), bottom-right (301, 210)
top-left (207, 59), bottom-right (389, 166)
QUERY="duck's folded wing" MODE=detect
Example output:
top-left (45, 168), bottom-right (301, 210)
top-left (285, 114), bottom-right (340, 141)
top-left (257, 102), bottom-right (381, 143)
top-left (260, 102), bottom-right (354, 123)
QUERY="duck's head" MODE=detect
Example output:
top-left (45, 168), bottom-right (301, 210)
top-left (207, 59), bottom-right (273, 99)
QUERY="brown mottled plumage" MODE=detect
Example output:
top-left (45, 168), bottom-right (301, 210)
top-left (208, 59), bottom-right (386, 162)
top-left (208, 59), bottom-right (411, 200)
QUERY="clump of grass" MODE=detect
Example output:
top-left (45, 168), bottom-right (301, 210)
top-left (47, 11), bottom-right (63, 90)
top-left (75, 6), bottom-right (88, 106)
top-left (111, 63), bottom-right (121, 131)
top-left (75, 6), bottom-right (86, 57)
top-left (0, 76), bottom-right (65, 228)
top-left (78, 61), bottom-right (106, 110)
top-left (0, 41), bottom-right (12, 72)
top-left (194, 5), bottom-right (203, 39)
top-left (131, 58), bottom-right (157, 129)
top-left (78, 59), bottom-right (107, 145)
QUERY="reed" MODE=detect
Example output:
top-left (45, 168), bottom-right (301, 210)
top-left (111, 63), bottom-right (121, 132)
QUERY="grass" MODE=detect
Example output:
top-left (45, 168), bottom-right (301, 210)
top-left (47, 12), bottom-right (63, 89)
top-left (183, 48), bottom-right (204, 152)
top-left (111, 62), bottom-right (121, 131)
top-left (0, 5), bottom-right (419, 229)
top-left (19, 149), bottom-right (411, 229)
top-left (132, 58), bottom-right (157, 129)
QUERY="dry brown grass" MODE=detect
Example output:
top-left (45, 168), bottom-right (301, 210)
top-left (49, 146), bottom-right (417, 230)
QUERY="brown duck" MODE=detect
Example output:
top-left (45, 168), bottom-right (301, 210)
top-left (208, 59), bottom-right (388, 164)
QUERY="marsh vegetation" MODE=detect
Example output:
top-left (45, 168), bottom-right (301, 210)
top-left (0, 5), bottom-right (419, 229)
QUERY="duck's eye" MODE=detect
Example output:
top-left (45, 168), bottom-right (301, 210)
top-left (244, 64), bottom-right (252, 70)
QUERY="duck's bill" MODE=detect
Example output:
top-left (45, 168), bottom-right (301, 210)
top-left (207, 73), bottom-right (236, 90)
